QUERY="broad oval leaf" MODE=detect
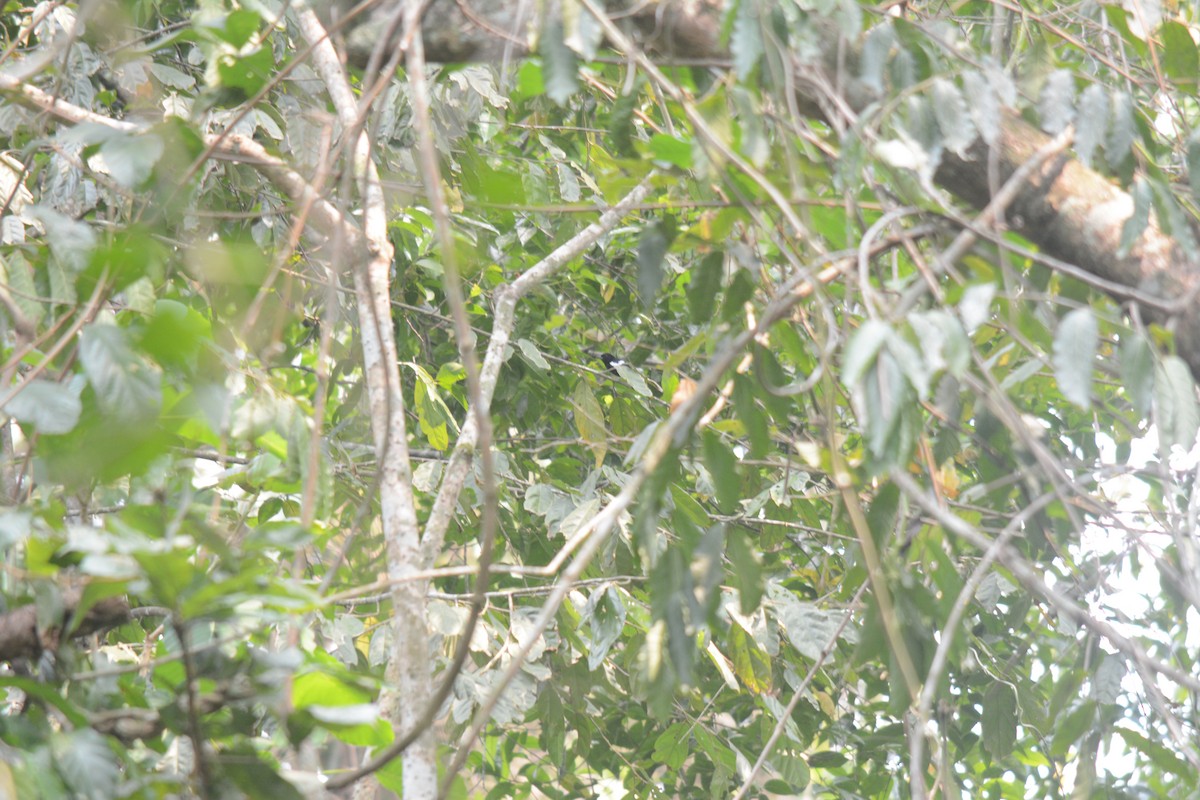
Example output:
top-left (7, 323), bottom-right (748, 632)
top-left (96, 132), bottom-right (165, 189)
top-left (1119, 177), bottom-right (1151, 255)
top-left (1039, 69), bottom-right (1076, 134)
top-left (613, 362), bottom-right (652, 397)
top-left (702, 430), bottom-right (740, 514)
top-left (1119, 332), bottom-right (1155, 416)
top-left (861, 24), bottom-right (896, 93)
top-left (841, 320), bottom-right (893, 389)
top-left (539, 18), bottom-right (579, 104)
top-left (931, 78), bottom-right (975, 155)
top-left (648, 134), bottom-right (693, 169)
top-left (958, 283), bottom-right (996, 333)
top-left (732, 0), bottom-right (764, 80)
top-left (1156, 355), bottom-right (1200, 453)
top-left (1074, 83), bottom-right (1109, 167)
top-left (52, 729), bottom-right (119, 799)
top-left (1106, 90), bottom-right (1135, 166)
top-left (3, 379), bottom-right (82, 435)
top-left (516, 337), bottom-right (550, 370)
top-left (79, 323), bottom-right (162, 423)
top-left (688, 250), bottom-right (724, 324)
top-left (1161, 21), bottom-right (1199, 81)
top-left (981, 681), bottom-right (1019, 760)
top-left (572, 380), bottom-right (608, 467)
top-left (963, 70), bottom-right (1000, 146)
top-left (1052, 307), bottom-right (1098, 409)
top-left (637, 220), bottom-right (675, 306)
top-left (1188, 130), bottom-right (1200, 200)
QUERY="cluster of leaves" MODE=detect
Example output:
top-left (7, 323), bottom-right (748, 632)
top-left (1, 0), bottom-right (1199, 798)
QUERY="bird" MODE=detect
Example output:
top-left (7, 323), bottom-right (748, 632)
top-left (598, 352), bottom-right (627, 373)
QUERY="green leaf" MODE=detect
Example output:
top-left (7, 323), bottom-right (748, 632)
top-left (1156, 356), bottom-right (1200, 453)
top-left (861, 24), bottom-right (895, 93)
top-left (931, 78), bottom-right (974, 155)
top-left (1074, 84), bottom-right (1109, 167)
top-left (52, 729), bottom-right (118, 799)
top-left (732, 86), bottom-right (769, 166)
top-left (211, 8), bottom-right (262, 46)
top-left (4, 380), bottom-right (82, 435)
top-left (688, 251), bottom-right (724, 324)
top-left (861, 352), bottom-right (916, 467)
top-left (539, 19), bottom-right (579, 104)
top-left (141, 299), bottom-right (211, 371)
top-left (981, 681), bottom-right (1019, 760)
top-left (732, 375), bottom-right (769, 458)
top-left (1038, 69), bottom-right (1075, 134)
top-left (886, 335), bottom-right (931, 400)
top-left (1119, 177), bottom-right (1151, 255)
top-left (652, 550), bottom-right (694, 685)
top-left (806, 750), bottom-right (847, 768)
top-left (1188, 131), bottom-right (1200, 201)
top-left (1093, 655), bottom-right (1126, 705)
top-left (1106, 90), bottom-right (1135, 166)
top-left (79, 323), bottom-right (162, 423)
top-left (1052, 307), bottom-right (1097, 409)
top-left (728, 623), bottom-right (772, 693)
top-left (1119, 333), bottom-right (1155, 415)
top-left (637, 220), bottom-right (675, 306)
top-left (29, 206), bottom-right (96, 273)
top-left (731, 0), bottom-right (764, 80)
top-left (516, 338), bottom-right (550, 370)
top-left (912, 309), bottom-right (970, 378)
top-left (293, 672), bottom-right (392, 746)
top-left (217, 744), bottom-right (308, 800)
top-left (962, 70), bottom-right (1000, 146)
top-left (841, 320), bottom-right (892, 389)
top-left (572, 380), bottom-right (607, 466)
top-left (1049, 700), bottom-right (1095, 758)
top-left (613, 362), bottom-right (653, 397)
top-left (608, 82), bottom-right (641, 156)
top-left (98, 131), bottom-right (165, 189)
top-left (136, 548), bottom-right (202, 611)
top-left (1115, 726), bottom-right (1192, 777)
top-left (727, 529), bottom-right (763, 613)
top-left (693, 725), bottom-right (737, 772)
top-left (702, 430), bottom-right (740, 513)
top-left (649, 134), bottom-right (693, 169)
top-left (770, 585), bottom-right (856, 660)
top-left (958, 283), bottom-right (996, 333)
top-left (0, 252), bottom-right (45, 327)
top-left (653, 722), bottom-right (691, 770)
top-left (585, 586), bottom-right (626, 670)
top-left (1161, 21), bottom-right (1199, 81)
top-left (669, 482), bottom-right (712, 528)
top-left (414, 371), bottom-right (452, 451)
top-left (774, 756), bottom-right (810, 791)
top-left (514, 60), bottom-right (545, 99)
top-left (216, 46), bottom-right (274, 96)
top-left (562, 0), bottom-right (603, 60)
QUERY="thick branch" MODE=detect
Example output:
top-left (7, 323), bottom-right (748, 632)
top-left (0, 590), bottom-right (130, 663)
top-left (392, 0), bottom-right (1200, 380)
top-left (934, 113), bottom-right (1200, 373)
top-left (420, 176), bottom-right (656, 568)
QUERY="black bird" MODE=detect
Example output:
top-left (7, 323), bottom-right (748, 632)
top-left (599, 353), bottom-right (627, 373)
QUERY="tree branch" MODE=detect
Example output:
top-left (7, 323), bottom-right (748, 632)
top-left (420, 176), bottom-right (656, 567)
top-left (0, 590), bottom-right (129, 663)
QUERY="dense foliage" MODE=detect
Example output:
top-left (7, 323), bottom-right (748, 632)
top-left (2, 1), bottom-right (1200, 798)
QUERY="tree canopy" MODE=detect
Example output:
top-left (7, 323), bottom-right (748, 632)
top-left (2, 1), bottom-right (1200, 798)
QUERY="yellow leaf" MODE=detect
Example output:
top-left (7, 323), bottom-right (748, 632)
top-left (572, 380), bottom-right (608, 467)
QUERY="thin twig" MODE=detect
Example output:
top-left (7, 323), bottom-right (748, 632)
top-left (731, 583), bottom-right (868, 800)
